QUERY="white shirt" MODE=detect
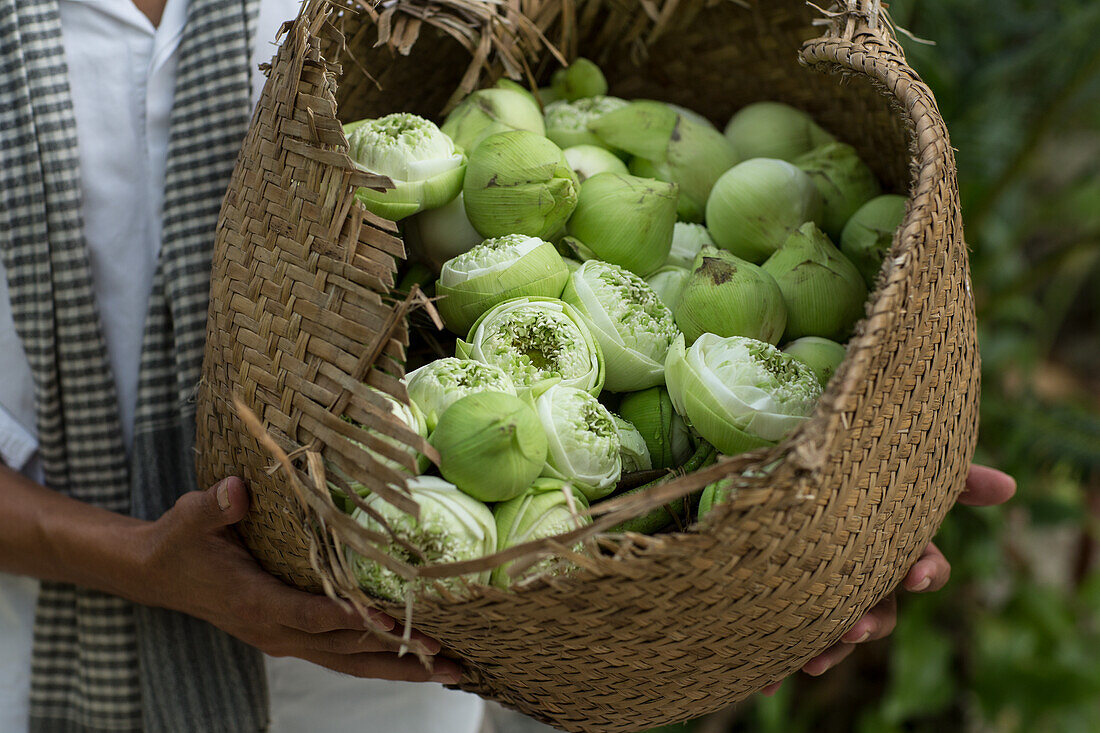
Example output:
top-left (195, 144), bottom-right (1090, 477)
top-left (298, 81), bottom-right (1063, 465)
top-left (0, 2), bottom-right (484, 731)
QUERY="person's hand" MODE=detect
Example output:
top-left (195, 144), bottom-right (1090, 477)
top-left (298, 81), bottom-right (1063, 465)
top-left (131, 477), bottom-right (461, 684)
top-left (760, 464), bottom-right (1016, 695)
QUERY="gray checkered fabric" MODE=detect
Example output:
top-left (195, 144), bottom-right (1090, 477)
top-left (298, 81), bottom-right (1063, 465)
top-left (0, 0), bottom-right (267, 730)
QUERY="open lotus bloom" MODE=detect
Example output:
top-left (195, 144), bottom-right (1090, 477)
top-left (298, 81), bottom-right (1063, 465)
top-left (534, 383), bottom-right (622, 500)
top-left (457, 297), bottom-right (605, 397)
top-left (561, 259), bottom-right (679, 392)
top-left (346, 476), bottom-right (497, 601)
top-left (435, 234), bottom-right (569, 336)
top-left (346, 113), bottom-right (466, 221)
top-left (664, 333), bottom-right (822, 455)
top-left (406, 357), bottom-right (517, 431)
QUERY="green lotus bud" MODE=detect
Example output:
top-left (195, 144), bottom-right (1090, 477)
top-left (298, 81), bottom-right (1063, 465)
top-left (705, 158), bottom-right (823, 263)
top-left (723, 101), bottom-right (835, 161)
top-left (697, 477), bottom-right (735, 521)
top-left (645, 265), bottom-right (691, 311)
top-left (343, 390), bottom-right (431, 480)
top-left (782, 337), bottom-right (846, 389)
top-left (561, 260), bottom-right (679, 392)
top-left (545, 96), bottom-right (628, 150)
top-left (563, 144), bottom-right (629, 182)
top-left (762, 223), bottom-right (868, 341)
top-left (441, 88), bottom-right (545, 153)
top-left (535, 384), bottom-right (622, 500)
top-left (491, 478), bottom-right (591, 588)
top-left (347, 476), bottom-right (496, 601)
top-left (436, 234), bottom-right (569, 336)
top-left (536, 86), bottom-right (563, 106)
top-left (430, 391), bottom-right (548, 503)
top-left (840, 194), bottom-right (907, 287)
top-left (618, 386), bottom-right (694, 469)
top-left (667, 103), bottom-right (718, 131)
top-left (666, 222), bottom-right (714, 270)
top-left (402, 192), bottom-right (483, 273)
top-left (674, 246), bottom-right (787, 345)
top-left (614, 416), bottom-right (653, 473)
top-left (463, 131), bottom-right (579, 240)
top-left (550, 58), bottom-right (608, 101)
top-left (562, 257), bottom-right (583, 273)
top-left (346, 113), bottom-right (466, 221)
top-left (457, 297), bottom-right (605, 396)
top-left (567, 172), bottom-right (678, 275)
top-left (406, 357), bottom-right (517, 431)
top-left (494, 78), bottom-right (538, 105)
top-left (794, 142), bottom-right (881, 240)
top-left (591, 101), bottom-right (739, 222)
top-left (664, 333), bottom-right (822, 455)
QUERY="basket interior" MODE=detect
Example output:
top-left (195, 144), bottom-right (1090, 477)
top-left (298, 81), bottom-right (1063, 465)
top-left (330, 0), bottom-right (912, 192)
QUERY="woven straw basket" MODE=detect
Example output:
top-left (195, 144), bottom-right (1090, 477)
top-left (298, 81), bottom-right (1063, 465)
top-left (197, 0), bottom-right (978, 730)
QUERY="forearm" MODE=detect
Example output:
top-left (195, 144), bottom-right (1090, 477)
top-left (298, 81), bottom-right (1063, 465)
top-left (0, 463), bottom-right (151, 599)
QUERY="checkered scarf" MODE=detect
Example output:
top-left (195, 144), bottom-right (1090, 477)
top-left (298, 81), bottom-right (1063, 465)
top-left (0, 0), bottom-right (268, 730)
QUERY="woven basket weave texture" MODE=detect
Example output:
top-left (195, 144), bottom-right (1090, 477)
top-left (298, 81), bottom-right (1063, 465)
top-left (196, 2), bottom-right (978, 731)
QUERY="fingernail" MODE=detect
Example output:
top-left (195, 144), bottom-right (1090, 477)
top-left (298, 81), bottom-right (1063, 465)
top-left (805, 660), bottom-right (828, 676)
top-left (852, 630), bottom-right (871, 644)
top-left (910, 576), bottom-right (931, 591)
top-left (367, 613), bottom-right (395, 632)
top-left (216, 479), bottom-right (232, 510)
top-left (420, 638), bottom-right (442, 655)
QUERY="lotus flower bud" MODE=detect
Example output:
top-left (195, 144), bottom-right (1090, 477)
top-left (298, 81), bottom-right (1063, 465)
top-left (441, 88), bottom-right (545, 153)
top-left (550, 58), bottom-right (608, 101)
top-left (494, 78), bottom-right (538, 106)
top-left (563, 144), bottom-right (629, 182)
top-left (346, 113), bottom-right (466, 221)
top-left (535, 384), bottom-right (622, 500)
top-left (645, 265), bottom-right (691, 311)
top-left (402, 192), bottom-right (483, 273)
top-left (463, 131), bottom-right (579, 240)
top-left (664, 333), bottom-right (821, 455)
top-left (723, 101), bottom-right (835, 161)
top-left (762, 223), bottom-right (868, 341)
top-left (697, 477), bottom-right (735, 521)
top-left (436, 234), bottom-right (569, 336)
top-left (666, 222), bottom-right (714, 270)
top-left (674, 246), bottom-right (787, 345)
top-left (840, 194), bottom-right (907, 287)
top-left (430, 391), bottom-right (548, 502)
top-left (590, 101), bottom-right (739, 222)
top-left (567, 172), bottom-right (678, 276)
top-left (347, 476), bottom-right (496, 601)
top-left (618, 386), bottom-right (694, 469)
top-left (667, 103), bottom-right (718, 131)
top-left (457, 297), bottom-right (605, 397)
top-left (545, 96), bottom-right (628, 150)
top-left (782, 337), bottom-right (847, 389)
top-left (406, 358), bottom-right (517, 431)
top-left (794, 142), bottom-right (881, 240)
top-left (561, 260), bottom-right (679, 392)
top-left (705, 158), bottom-right (823, 263)
top-left (491, 479), bottom-right (591, 588)
top-left (614, 416), bottom-right (653, 473)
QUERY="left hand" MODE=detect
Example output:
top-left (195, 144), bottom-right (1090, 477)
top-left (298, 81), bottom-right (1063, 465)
top-left (760, 464), bottom-right (1016, 695)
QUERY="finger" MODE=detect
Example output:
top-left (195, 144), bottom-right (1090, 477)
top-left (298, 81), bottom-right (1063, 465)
top-left (903, 542), bottom-right (951, 592)
top-left (842, 595), bottom-right (897, 643)
top-left (759, 681), bottom-right (783, 696)
top-left (301, 650), bottom-right (462, 684)
top-left (959, 465), bottom-right (1016, 507)
top-left (281, 628), bottom-right (435, 656)
top-left (802, 643), bottom-right (855, 677)
top-left (171, 477), bottom-right (250, 533)
top-left (277, 591), bottom-right (398, 635)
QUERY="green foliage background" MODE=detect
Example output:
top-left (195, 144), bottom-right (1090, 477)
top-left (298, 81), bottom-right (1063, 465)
top-left (673, 2), bottom-right (1100, 731)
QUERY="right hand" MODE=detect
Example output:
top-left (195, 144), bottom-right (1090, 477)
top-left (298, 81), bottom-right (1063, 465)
top-left (131, 476), bottom-right (461, 684)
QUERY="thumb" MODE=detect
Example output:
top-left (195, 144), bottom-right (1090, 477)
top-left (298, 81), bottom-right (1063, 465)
top-left (171, 477), bottom-right (250, 532)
